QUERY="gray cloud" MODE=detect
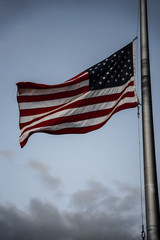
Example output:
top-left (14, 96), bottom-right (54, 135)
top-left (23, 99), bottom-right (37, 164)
top-left (28, 159), bottom-right (50, 174)
top-left (71, 180), bottom-right (140, 215)
top-left (0, 149), bottom-right (16, 162)
top-left (71, 180), bottom-right (114, 211)
top-left (0, 182), bottom-right (141, 240)
top-left (28, 160), bottom-right (62, 191)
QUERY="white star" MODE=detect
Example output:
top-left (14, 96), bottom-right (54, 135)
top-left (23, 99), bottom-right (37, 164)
top-left (115, 79), bottom-right (117, 82)
top-left (100, 68), bottom-right (103, 71)
top-left (128, 59), bottom-right (131, 62)
top-left (99, 81), bottom-right (102, 84)
top-left (105, 58), bottom-right (108, 61)
top-left (103, 62), bottom-right (106, 65)
top-left (121, 50), bottom-right (124, 53)
top-left (106, 72), bottom-right (109, 75)
top-left (114, 54), bottom-right (116, 57)
top-left (124, 65), bottom-right (127, 67)
top-left (126, 72), bottom-right (128, 75)
top-left (107, 80), bottom-right (110, 83)
top-left (92, 71), bottom-right (95, 74)
top-left (122, 78), bottom-right (125, 81)
top-left (121, 69), bottom-right (123, 72)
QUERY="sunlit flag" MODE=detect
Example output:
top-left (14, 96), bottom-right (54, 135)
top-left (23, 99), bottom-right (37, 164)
top-left (17, 41), bottom-right (138, 148)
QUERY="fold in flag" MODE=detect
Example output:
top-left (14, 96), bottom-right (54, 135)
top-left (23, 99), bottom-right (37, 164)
top-left (17, 41), bottom-right (138, 148)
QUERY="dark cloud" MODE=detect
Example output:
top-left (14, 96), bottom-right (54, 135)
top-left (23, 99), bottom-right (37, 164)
top-left (0, 182), bottom-right (141, 240)
top-left (0, 0), bottom-right (75, 25)
top-left (28, 160), bottom-right (62, 191)
top-left (0, 0), bottom-right (55, 30)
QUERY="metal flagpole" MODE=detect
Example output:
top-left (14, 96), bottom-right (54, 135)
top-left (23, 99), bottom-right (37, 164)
top-left (140, 0), bottom-right (160, 239)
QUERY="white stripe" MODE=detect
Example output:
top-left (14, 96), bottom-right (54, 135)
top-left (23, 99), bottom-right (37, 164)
top-left (18, 79), bottom-right (89, 96)
top-left (20, 96), bottom-right (137, 143)
top-left (20, 84), bottom-right (136, 124)
top-left (19, 78), bottom-right (135, 110)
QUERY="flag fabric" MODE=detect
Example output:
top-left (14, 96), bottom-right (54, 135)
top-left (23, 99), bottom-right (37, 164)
top-left (17, 41), bottom-right (138, 148)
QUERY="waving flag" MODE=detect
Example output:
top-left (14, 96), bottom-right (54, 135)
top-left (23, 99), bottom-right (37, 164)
top-left (17, 41), bottom-right (138, 148)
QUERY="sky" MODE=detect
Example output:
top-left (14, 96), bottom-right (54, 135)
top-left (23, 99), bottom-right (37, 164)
top-left (0, 0), bottom-right (160, 239)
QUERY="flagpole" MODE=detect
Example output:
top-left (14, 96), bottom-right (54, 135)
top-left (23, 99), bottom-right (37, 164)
top-left (140, 0), bottom-right (160, 239)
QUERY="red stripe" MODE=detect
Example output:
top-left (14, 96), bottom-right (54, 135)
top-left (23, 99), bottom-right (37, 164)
top-left (17, 86), bottom-right (89, 103)
top-left (19, 80), bottom-right (135, 117)
top-left (17, 71), bottom-right (89, 89)
top-left (20, 102), bottom-right (137, 148)
top-left (20, 91), bottom-right (136, 129)
top-left (20, 92), bottom-right (137, 135)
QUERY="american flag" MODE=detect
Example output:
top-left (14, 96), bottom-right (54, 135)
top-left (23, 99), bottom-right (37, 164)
top-left (17, 41), bottom-right (138, 148)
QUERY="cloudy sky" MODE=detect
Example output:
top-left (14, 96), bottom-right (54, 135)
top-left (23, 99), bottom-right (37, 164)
top-left (0, 0), bottom-right (160, 239)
